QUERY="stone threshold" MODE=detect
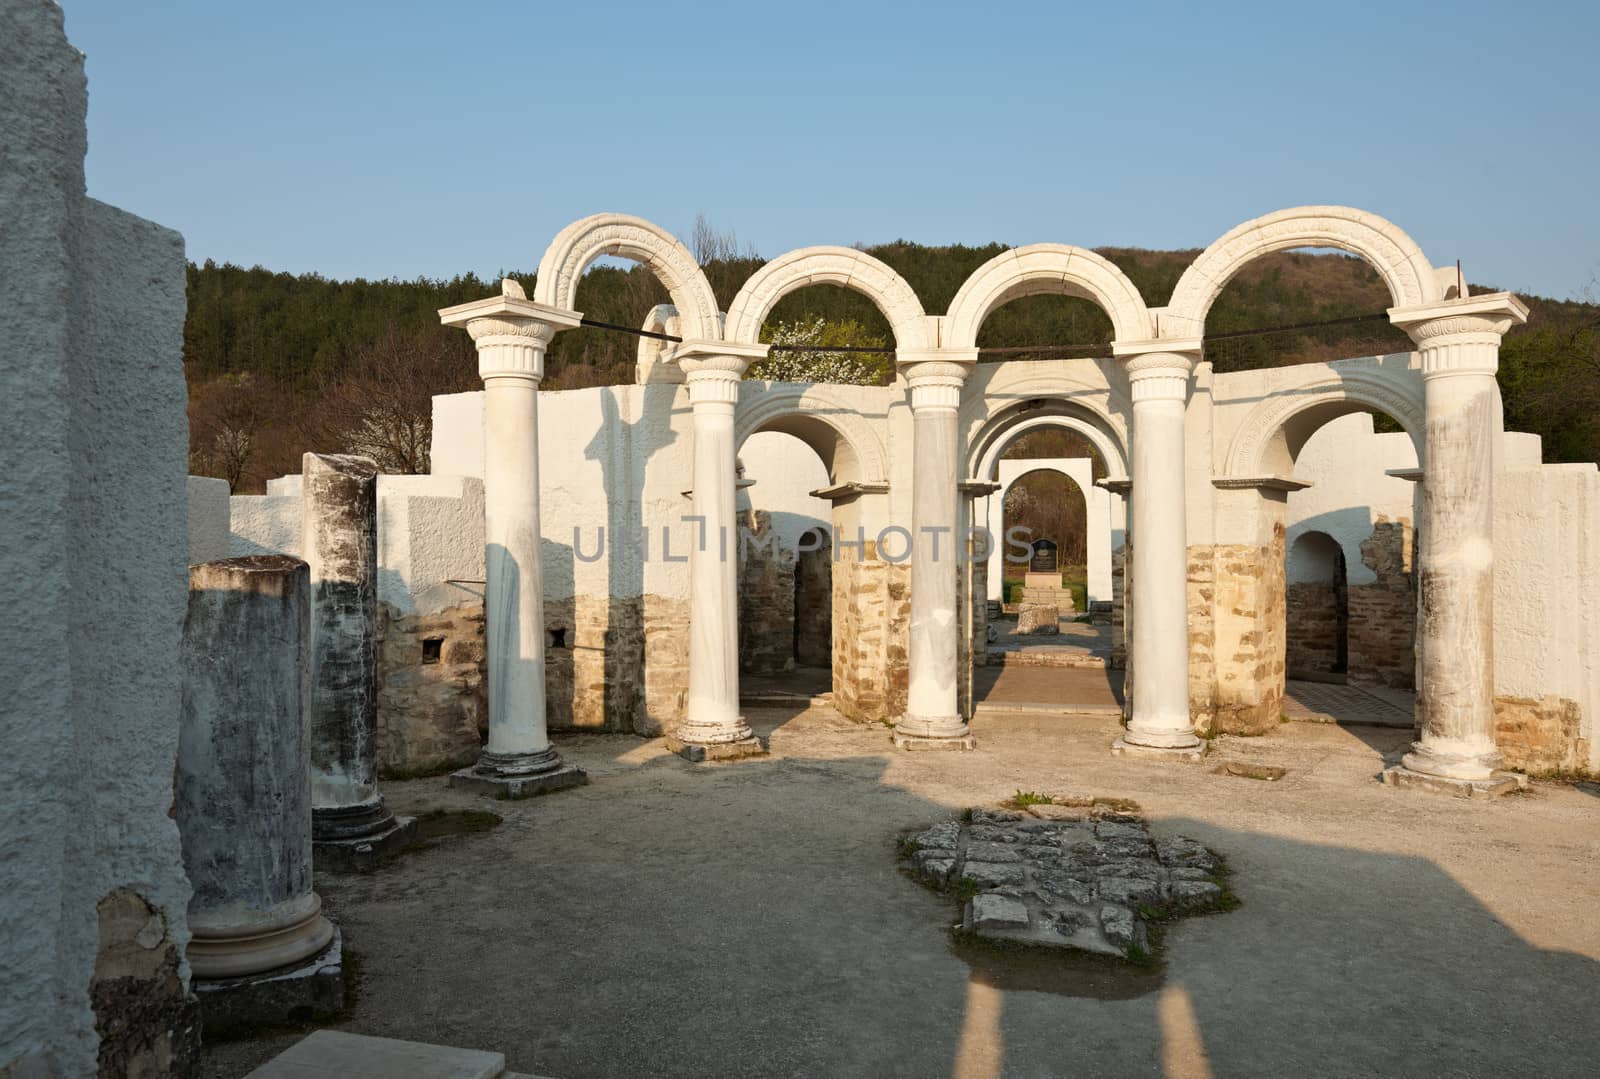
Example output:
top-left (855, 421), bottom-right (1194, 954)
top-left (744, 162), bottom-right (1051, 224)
top-left (986, 649), bottom-right (1109, 669)
top-left (974, 701), bottom-right (1124, 717)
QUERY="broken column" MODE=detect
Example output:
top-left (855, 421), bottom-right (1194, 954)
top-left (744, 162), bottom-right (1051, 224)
top-left (669, 346), bottom-right (768, 761)
top-left (1113, 346), bottom-right (1205, 760)
top-left (893, 356), bottom-right (978, 750)
top-left (1384, 293), bottom-right (1529, 797)
top-left (302, 452), bottom-right (415, 868)
top-left (176, 556), bottom-right (343, 1028)
top-left (438, 280), bottom-right (587, 797)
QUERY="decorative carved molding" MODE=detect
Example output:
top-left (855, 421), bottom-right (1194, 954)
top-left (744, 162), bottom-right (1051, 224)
top-left (734, 384), bottom-right (891, 485)
top-left (944, 243), bottom-right (1155, 347)
top-left (724, 246), bottom-right (932, 350)
top-left (1223, 370), bottom-right (1425, 477)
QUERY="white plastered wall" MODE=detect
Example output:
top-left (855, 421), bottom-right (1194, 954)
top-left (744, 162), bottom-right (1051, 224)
top-left (1286, 413), bottom-right (1419, 585)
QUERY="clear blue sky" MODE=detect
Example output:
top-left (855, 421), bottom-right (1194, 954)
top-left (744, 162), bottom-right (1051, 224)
top-left (65, 0), bottom-right (1598, 300)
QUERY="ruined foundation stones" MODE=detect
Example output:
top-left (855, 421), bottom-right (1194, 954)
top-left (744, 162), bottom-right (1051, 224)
top-left (303, 453), bottom-right (415, 870)
top-left (1016, 603), bottom-right (1060, 635)
top-left (176, 557), bottom-right (344, 1028)
top-left (902, 802), bottom-right (1231, 960)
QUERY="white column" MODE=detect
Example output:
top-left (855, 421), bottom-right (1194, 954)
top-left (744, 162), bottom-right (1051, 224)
top-left (1388, 294), bottom-right (1528, 786)
top-left (1114, 348), bottom-right (1203, 756)
top-left (893, 358), bottom-right (976, 750)
top-left (439, 283), bottom-right (585, 796)
top-left (671, 351), bottom-right (765, 760)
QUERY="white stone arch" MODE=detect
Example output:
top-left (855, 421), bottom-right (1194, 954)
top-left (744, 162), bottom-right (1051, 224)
top-left (735, 383), bottom-right (889, 486)
top-left (945, 244), bottom-right (1154, 347)
top-left (1222, 366), bottom-right (1425, 478)
top-left (723, 247), bottom-right (932, 351)
top-left (961, 365), bottom-right (1131, 482)
top-left (1164, 206), bottom-right (1444, 339)
top-left (534, 213), bottom-right (721, 342)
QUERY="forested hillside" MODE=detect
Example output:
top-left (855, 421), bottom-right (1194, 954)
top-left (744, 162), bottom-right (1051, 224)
top-left (183, 242), bottom-right (1598, 491)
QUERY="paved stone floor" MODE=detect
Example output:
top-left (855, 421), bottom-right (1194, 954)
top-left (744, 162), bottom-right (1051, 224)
top-left (973, 665), bottom-right (1125, 714)
top-left (1283, 680), bottom-right (1415, 728)
top-left (203, 707), bottom-right (1600, 1078)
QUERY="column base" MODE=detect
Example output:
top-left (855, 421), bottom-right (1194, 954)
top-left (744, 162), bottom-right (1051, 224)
top-left (1111, 736), bottom-right (1207, 763)
top-left (891, 716), bottom-right (976, 751)
top-left (1380, 765), bottom-right (1527, 799)
top-left (312, 797), bottom-right (398, 841)
top-left (193, 925), bottom-right (345, 1035)
top-left (313, 814), bottom-right (418, 873)
top-left (664, 734), bottom-right (768, 762)
top-left (188, 897), bottom-right (335, 980)
top-left (449, 759), bottom-right (587, 800)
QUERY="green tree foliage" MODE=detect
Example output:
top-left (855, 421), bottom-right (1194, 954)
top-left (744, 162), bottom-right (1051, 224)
top-left (182, 246), bottom-right (1600, 492)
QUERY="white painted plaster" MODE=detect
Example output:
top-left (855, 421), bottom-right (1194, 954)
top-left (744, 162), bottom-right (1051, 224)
top-left (187, 475), bottom-right (232, 564)
top-left (1286, 413), bottom-right (1419, 587)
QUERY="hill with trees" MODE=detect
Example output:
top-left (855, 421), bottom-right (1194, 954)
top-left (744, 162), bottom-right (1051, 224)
top-left (182, 230), bottom-right (1598, 491)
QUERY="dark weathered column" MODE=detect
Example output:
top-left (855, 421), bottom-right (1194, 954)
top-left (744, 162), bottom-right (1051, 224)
top-left (302, 452), bottom-right (414, 867)
top-left (177, 557), bottom-right (343, 1023)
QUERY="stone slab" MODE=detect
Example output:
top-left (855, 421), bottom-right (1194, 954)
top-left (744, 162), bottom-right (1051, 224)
top-left (195, 928), bottom-right (345, 1035)
top-left (1380, 766), bottom-right (1527, 799)
top-left (664, 735), bottom-right (768, 763)
top-left (448, 763), bottom-right (588, 800)
top-left (246, 1030), bottom-right (505, 1078)
top-left (1111, 736), bottom-right (1207, 762)
top-left (313, 815), bottom-right (419, 873)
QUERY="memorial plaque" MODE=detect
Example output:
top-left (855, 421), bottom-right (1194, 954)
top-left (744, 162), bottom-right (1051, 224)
top-left (1029, 538), bottom-right (1058, 574)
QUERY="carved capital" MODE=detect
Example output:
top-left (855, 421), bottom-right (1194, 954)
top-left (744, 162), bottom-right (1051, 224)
top-left (900, 359), bottom-right (971, 413)
top-left (1388, 292), bottom-right (1529, 380)
top-left (439, 279), bottom-right (582, 384)
top-left (1118, 348), bottom-right (1196, 405)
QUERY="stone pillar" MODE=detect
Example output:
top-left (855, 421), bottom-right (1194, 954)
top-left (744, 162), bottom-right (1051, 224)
top-left (1384, 294), bottom-right (1528, 795)
top-left (893, 358), bottom-right (977, 750)
top-left (1113, 348), bottom-right (1204, 759)
top-left (302, 453), bottom-right (416, 867)
top-left (177, 557), bottom-right (343, 1022)
top-left (439, 281), bottom-right (587, 798)
top-left (669, 348), bottom-right (767, 761)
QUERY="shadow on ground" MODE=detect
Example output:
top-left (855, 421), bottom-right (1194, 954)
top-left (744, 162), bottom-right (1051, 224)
top-left (202, 708), bottom-right (1600, 1079)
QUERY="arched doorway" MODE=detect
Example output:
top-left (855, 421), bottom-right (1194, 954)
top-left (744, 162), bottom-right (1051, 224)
top-left (1286, 530), bottom-right (1348, 680)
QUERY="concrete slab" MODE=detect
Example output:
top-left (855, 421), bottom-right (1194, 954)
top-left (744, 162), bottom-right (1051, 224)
top-left (246, 1031), bottom-right (504, 1078)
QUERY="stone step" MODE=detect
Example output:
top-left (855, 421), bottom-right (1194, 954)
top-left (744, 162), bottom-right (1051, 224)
top-left (973, 699), bottom-right (1123, 717)
top-left (986, 648), bottom-right (1108, 669)
top-left (246, 1030), bottom-right (556, 1079)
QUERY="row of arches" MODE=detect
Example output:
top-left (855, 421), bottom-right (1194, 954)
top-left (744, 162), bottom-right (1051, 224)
top-left (532, 204), bottom-right (1451, 363)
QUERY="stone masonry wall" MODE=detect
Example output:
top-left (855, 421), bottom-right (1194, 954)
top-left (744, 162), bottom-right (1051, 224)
top-left (832, 542), bottom-right (910, 723)
top-left (1494, 695), bottom-right (1591, 775)
top-left (794, 531), bottom-right (832, 669)
top-left (1186, 547), bottom-right (1216, 734)
top-left (1110, 543), bottom-right (1127, 670)
top-left (376, 601), bottom-right (486, 775)
top-left (739, 511), bottom-right (797, 675)
top-left (640, 595), bottom-right (690, 737)
top-left (1348, 516), bottom-right (1416, 689)
top-left (1205, 530), bottom-right (1287, 736)
top-left (1286, 582), bottom-right (1342, 677)
top-left (546, 595), bottom-right (643, 733)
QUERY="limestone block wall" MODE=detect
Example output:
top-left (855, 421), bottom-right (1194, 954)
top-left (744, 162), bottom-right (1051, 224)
top-left (831, 543), bottom-right (910, 723)
top-left (1285, 582), bottom-right (1342, 676)
top-left (1, 5), bottom-right (198, 1072)
top-left (1347, 517), bottom-right (1416, 687)
top-left (739, 510), bottom-right (797, 674)
top-left (794, 532), bottom-right (833, 668)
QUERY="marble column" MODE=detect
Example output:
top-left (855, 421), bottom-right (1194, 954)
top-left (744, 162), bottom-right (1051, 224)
top-left (177, 557), bottom-right (338, 984)
top-left (1113, 348), bottom-right (1204, 759)
top-left (302, 452), bottom-right (415, 868)
top-left (669, 350), bottom-right (766, 761)
top-left (439, 281), bottom-right (587, 798)
top-left (1385, 294), bottom-right (1528, 794)
top-left (893, 359), bottom-right (976, 750)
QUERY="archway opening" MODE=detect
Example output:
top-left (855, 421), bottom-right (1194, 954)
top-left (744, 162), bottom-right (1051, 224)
top-left (1286, 531), bottom-right (1348, 681)
top-left (747, 283), bottom-right (896, 387)
top-left (1278, 409), bottom-right (1420, 729)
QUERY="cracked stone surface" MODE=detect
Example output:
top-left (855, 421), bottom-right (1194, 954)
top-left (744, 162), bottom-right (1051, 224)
top-left (902, 803), bottom-right (1231, 959)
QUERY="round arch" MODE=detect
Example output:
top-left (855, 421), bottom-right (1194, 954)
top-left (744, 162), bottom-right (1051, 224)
top-left (534, 213), bottom-right (722, 342)
top-left (1164, 205), bottom-right (1443, 339)
top-left (945, 243), bottom-right (1154, 347)
top-left (723, 246), bottom-right (932, 351)
top-left (735, 384), bottom-right (889, 486)
top-left (1222, 371), bottom-right (1425, 478)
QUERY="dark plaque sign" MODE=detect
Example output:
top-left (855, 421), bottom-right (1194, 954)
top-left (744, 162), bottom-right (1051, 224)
top-left (1029, 539), bottom-right (1058, 574)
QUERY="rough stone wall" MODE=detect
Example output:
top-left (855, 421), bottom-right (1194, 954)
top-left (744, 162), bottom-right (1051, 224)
top-left (794, 531), bottom-right (832, 669)
top-left (1, 6), bottom-right (197, 1072)
top-left (640, 596), bottom-right (690, 737)
top-left (738, 511), bottom-right (797, 675)
top-left (832, 543), bottom-right (910, 723)
top-left (1347, 516), bottom-right (1416, 688)
top-left (1494, 695), bottom-right (1591, 774)
top-left (1110, 543), bottom-right (1127, 670)
top-left (545, 595), bottom-right (643, 733)
top-left (376, 601), bottom-right (486, 776)
top-left (1286, 582), bottom-right (1343, 677)
top-left (1185, 547), bottom-right (1217, 734)
top-left (1205, 531), bottom-right (1287, 736)
top-left (970, 557), bottom-right (989, 670)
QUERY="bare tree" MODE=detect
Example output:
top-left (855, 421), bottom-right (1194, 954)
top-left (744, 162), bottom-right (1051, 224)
top-left (188, 372), bottom-right (284, 492)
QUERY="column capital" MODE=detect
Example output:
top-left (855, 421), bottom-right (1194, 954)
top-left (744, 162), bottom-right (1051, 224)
top-left (1114, 344), bottom-right (1197, 403)
top-left (676, 342), bottom-right (764, 404)
top-left (439, 279), bottom-right (582, 382)
top-left (1389, 292), bottom-right (1528, 380)
top-left (899, 352), bottom-right (974, 412)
